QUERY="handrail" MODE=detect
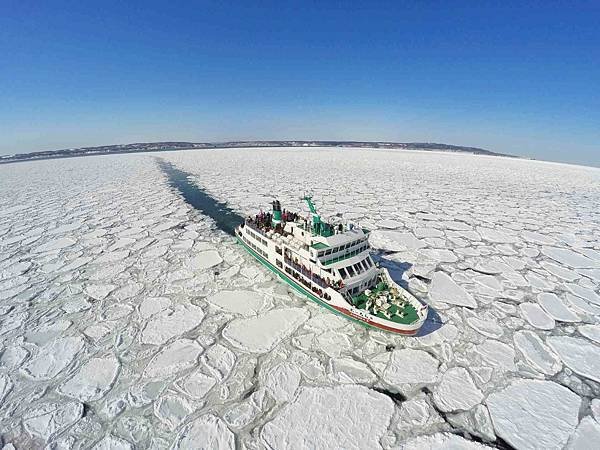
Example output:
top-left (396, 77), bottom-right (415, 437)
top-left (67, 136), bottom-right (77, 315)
top-left (284, 257), bottom-right (331, 289)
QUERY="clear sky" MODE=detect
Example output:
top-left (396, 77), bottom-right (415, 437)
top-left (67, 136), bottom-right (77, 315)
top-left (1, 1), bottom-right (598, 166)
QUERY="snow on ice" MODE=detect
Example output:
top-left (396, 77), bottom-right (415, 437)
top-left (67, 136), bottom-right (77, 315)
top-left (0, 148), bottom-right (599, 447)
top-left (547, 336), bottom-right (600, 383)
top-left (487, 380), bottom-right (581, 450)
top-left (222, 308), bottom-right (309, 353)
top-left (261, 385), bottom-right (394, 449)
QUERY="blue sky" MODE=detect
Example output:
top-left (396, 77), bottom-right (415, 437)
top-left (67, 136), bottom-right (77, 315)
top-left (1, 1), bottom-right (598, 166)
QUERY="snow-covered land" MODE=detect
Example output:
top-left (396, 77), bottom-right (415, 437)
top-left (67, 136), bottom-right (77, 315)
top-left (0, 147), bottom-right (599, 449)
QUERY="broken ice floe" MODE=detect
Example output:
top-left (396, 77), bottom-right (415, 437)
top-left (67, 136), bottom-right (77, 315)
top-left (487, 380), bottom-right (580, 450)
top-left (22, 336), bottom-right (85, 380)
top-left (261, 385), bottom-right (394, 449)
top-left (547, 336), bottom-right (600, 383)
top-left (58, 356), bottom-right (120, 402)
top-left (1, 149), bottom-right (600, 448)
top-left (222, 308), bottom-right (309, 353)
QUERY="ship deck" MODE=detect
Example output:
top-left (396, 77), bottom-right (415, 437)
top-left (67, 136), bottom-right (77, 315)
top-left (352, 280), bottom-right (419, 325)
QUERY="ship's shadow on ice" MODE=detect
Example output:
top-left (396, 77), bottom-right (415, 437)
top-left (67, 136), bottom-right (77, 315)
top-left (372, 252), bottom-right (443, 337)
top-left (157, 158), bottom-right (245, 236)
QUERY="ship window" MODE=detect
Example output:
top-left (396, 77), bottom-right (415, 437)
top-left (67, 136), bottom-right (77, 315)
top-left (325, 249), bottom-right (332, 255)
top-left (347, 266), bottom-right (355, 277)
top-left (318, 251), bottom-right (324, 257)
top-left (361, 260), bottom-right (369, 271)
top-left (276, 260), bottom-right (283, 268)
top-left (339, 267), bottom-right (347, 278)
top-left (354, 263), bottom-right (363, 274)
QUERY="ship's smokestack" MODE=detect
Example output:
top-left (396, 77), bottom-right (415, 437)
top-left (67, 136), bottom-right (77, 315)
top-left (272, 200), bottom-right (282, 225)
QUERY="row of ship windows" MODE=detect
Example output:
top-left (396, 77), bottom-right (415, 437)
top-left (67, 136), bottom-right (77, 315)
top-left (322, 244), bottom-right (369, 266)
top-left (242, 235), bottom-right (268, 259)
top-left (338, 257), bottom-right (374, 279)
top-left (316, 238), bottom-right (368, 258)
top-left (247, 229), bottom-right (268, 247)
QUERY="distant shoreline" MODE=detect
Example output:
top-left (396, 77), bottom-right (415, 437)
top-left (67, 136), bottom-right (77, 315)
top-left (0, 140), bottom-right (517, 165)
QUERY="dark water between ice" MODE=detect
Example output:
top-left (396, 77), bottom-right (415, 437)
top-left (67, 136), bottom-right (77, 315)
top-left (157, 159), bottom-right (245, 236)
top-left (157, 158), bottom-right (441, 336)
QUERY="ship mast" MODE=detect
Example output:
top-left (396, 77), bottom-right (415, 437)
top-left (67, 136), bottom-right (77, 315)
top-left (302, 195), bottom-right (332, 237)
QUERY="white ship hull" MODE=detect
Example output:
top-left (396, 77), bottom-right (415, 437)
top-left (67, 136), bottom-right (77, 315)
top-left (236, 223), bottom-right (428, 335)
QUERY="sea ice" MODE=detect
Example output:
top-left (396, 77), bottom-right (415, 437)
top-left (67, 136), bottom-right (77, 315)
top-left (222, 308), bottom-right (309, 353)
top-left (541, 247), bottom-right (596, 269)
top-left (521, 230), bottom-right (555, 245)
top-left (466, 317), bottom-right (504, 338)
top-left (138, 297), bottom-right (172, 319)
top-left (377, 218), bottom-right (405, 230)
top-left (519, 303), bottom-right (556, 330)
top-left (475, 340), bottom-right (515, 372)
top-left (383, 349), bottom-right (439, 385)
top-left (547, 336), bottom-right (600, 383)
top-left (537, 293), bottom-right (580, 322)
top-left (369, 230), bottom-right (426, 252)
top-left (206, 290), bottom-right (266, 316)
top-left (22, 336), bottom-right (85, 380)
top-left (187, 250), bottom-right (223, 270)
top-left (154, 394), bottom-right (192, 430)
top-left (178, 370), bottom-right (217, 400)
top-left (329, 358), bottom-right (377, 384)
top-left (577, 324), bottom-right (600, 344)
top-left (565, 283), bottom-right (600, 306)
top-left (2, 146), bottom-right (600, 447)
top-left (144, 339), bottom-right (203, 379)
top-left (202, 343), bottom-right (236, 380)
top-left (33, 237), bottom-right (76, 253)
top-left (85, 284), bottom-right (116, 301)
top-left (170, 414), bottom-right (234, 450)
top-left (140, 304), bottom-right (204, 345)
top-left (315, 330), bottom-right (353, 357)
top-left (428, 271), bottom-right (477, 308)
top-left (260, 362), bottom-right (301, 403)
top-left (477, 227), bottom-right (517, 244)
top-left (540, 261), bottom-right (580, 281)
top-left (513, 330), bottom-right (561, 375)
top-left (432, 367), bottom-right (483, 412)
top-left (58, 356), bottom-right (120, 401)
top-left (487, 380), bottom-right (580, 450)
top-left (23, 401), bottom-right (84, 442)
top-left (399, 432), bottom-right (492, 449)
top-left (0, 373), bottom-right (13, 406)
top-left (92, 434), bottom-right (133, 450)
top-left (261, 385), bottom-right (394, 449)
top-left (0, 345), bottom-right (28, 370)
top-left (566, 416), bottom-right (600, 450)
top-left (113, 282), bottom-right (144, 301)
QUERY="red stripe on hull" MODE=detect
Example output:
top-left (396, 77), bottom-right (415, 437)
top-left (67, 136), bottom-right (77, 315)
top-left (331, 305), bottom-right (418, 335)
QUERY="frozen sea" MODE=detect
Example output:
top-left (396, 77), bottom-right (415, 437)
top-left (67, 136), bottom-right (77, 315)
top-left (1, 147), bottom-right (599, 449)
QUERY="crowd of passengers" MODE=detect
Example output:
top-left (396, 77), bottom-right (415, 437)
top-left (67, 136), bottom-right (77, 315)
top-left (286, 266), bottom-right (335, 301)
top-left (246, 209), bottom-right (303, 233)
top-left (285, 254), bottom-right (344, 290)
